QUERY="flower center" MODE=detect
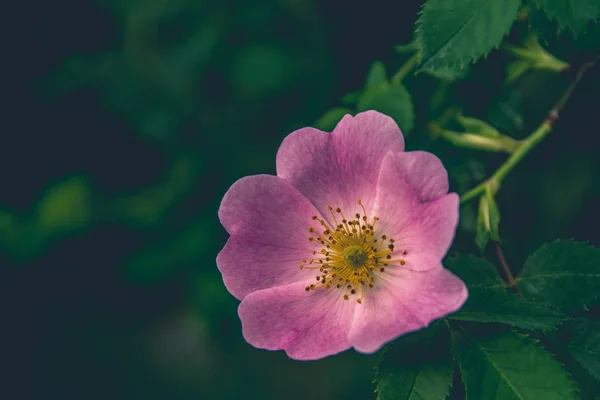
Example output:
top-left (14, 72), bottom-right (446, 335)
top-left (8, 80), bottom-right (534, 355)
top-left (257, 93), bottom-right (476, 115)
top-left (300, 200), bottom-right (407, 304)
top-left (343, 246), bottom-right (369, 269)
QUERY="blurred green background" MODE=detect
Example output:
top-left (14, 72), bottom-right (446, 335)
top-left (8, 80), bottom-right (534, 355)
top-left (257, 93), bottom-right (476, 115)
top-left (2, 0), bottom-right (599, 399)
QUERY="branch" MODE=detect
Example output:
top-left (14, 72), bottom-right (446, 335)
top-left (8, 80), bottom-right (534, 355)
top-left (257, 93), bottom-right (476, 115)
top-left (460, 60), bottom-right (596, 203)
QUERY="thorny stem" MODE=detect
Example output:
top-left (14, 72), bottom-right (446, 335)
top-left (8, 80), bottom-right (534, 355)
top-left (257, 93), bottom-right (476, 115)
top-left (495, 242), bottom-right (522, 295)
top-left (460, 61), bottom-right (596, 204)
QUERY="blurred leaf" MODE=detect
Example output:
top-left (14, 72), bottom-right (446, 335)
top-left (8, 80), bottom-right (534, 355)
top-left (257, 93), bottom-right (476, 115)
top-left (357, 82), bottom-right (415, 133)
top-left (457, 330), bottom-right (578, 400)
top-left (374, 323), bottom-right (453, 400)
top-left (517, 240), bottom-right (600, 310)
top-left (125, 221), bottom-right (210, 281)
top-left (36, 176), bottom-right (92, 234)
top-left (415, 0), bottom-right (521, 72)
top-left (366, 61), bottom-right (388, 89)
top-left (450, 159), bottom-right (487, 196)
top-left (314, 108), bottom-right (352, 132)
top-left (444, 254), bottom-right (504, 288)
top-left (341, 89), bottom-right (362, 105)
top-left (112, 156), bottom-right (198, 226)
top-left (486, 90), bottom-right (524, 134)
top-left (232, 45), bottom-right (292, 99)
top-left (449, 287), bottom-right (566, 329)
top-left (536, 0), bottom-right (600, 36)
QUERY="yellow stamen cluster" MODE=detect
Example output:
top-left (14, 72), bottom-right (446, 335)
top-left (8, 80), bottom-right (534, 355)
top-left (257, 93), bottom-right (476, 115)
top-left (300, 200), bottom-right (407, 304)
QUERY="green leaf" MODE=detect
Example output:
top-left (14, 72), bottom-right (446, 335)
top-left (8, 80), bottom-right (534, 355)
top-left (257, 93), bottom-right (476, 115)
top-left (366, 61), bottom-right (388, 89)
top-left (517, 240), bottom-right (600, 310)
top-left (375, 323), bottom-right (453, 400)
top-left (537, 0), bottom-right (600, 36)
top-left (357, 81), bottom-right (415, 133)
top-left (449, 287), bottom-right (566, 329)
top-left (416, 0), bottom-right (521, 72)
top-left (458, 331), bottom-right (578, 400)
top-left (314, 107), bottom-right (352, 132)
top-left (565, 319), bottom-right (600, 381)
top-left (444, 254), bottom-right (504, 288)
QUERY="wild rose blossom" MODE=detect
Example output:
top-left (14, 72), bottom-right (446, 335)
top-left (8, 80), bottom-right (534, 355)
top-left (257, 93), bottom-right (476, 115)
top-left (217, 111), bottom-right (468, 360)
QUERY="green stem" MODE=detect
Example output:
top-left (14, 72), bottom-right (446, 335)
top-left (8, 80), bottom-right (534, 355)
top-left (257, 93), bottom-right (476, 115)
top-left (460, 61), bottom-right (595, 204)
top-left (460, 123), bottom-right (551, 203)
top-left (391, 52), bottom-right (419, 84)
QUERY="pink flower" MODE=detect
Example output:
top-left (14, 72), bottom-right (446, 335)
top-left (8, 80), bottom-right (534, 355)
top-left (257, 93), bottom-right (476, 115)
top-left (217, 111), bottom-right (468, 360)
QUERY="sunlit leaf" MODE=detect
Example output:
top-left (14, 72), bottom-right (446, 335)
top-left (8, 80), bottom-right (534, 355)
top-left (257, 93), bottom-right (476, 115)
top-left (416, 0), bottom-right (521, 72)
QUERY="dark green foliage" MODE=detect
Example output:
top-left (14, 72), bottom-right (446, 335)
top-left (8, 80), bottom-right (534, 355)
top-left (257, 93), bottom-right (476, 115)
top-left (457, 331), bottom-right (578, 400)
top-left (564, 319), bottom-right (600, 381)
top-left (444, 254), bottom-right (504, 288)
top-left (517, 240), bottom-right (600, 310)
top-left (375, 323), bottom-right (453, 400)
top-left (449, 287), bottom-right (566, 329)
top-left (536, 0), bottom-right (600, 36)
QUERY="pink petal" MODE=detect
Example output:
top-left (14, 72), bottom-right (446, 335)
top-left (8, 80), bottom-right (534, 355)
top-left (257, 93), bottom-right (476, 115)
top-left (276, 111), bottom-right (405, 220)
top-left (373, 152), bottom-right (459, 271)
top-left (331, 111), bottom-right (405, 214)
top-left (238, 280), bottom-right (356, 360)
top-left (348, 267), bottom-right (467, 354)
top-left (217, 175), bottom-right (322, 299)
top-left (390, 151), bottom-right (450, 202)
